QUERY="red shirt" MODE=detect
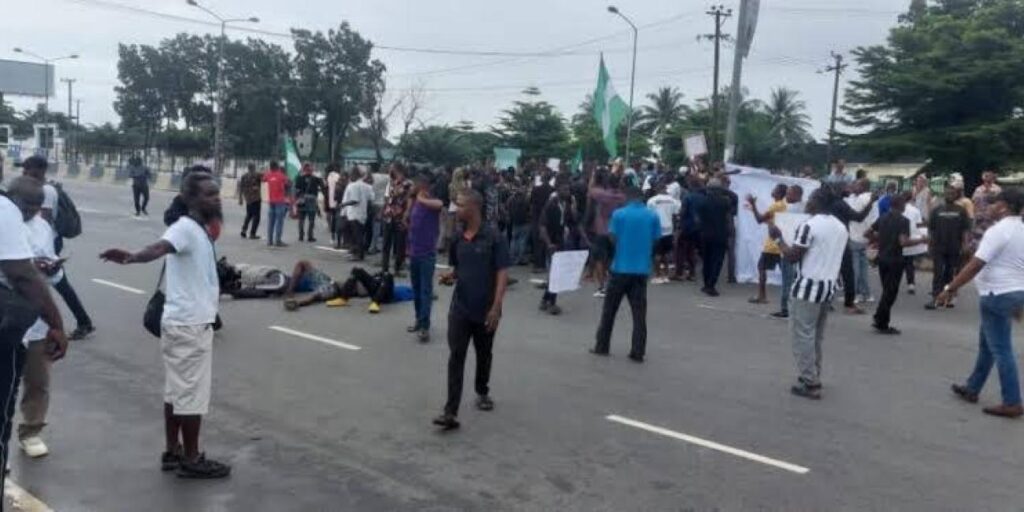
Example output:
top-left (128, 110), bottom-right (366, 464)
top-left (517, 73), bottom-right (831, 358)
top-left (263, 170), bottom-right (290, 204)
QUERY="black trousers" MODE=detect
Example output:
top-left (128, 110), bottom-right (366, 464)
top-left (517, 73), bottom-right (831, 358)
top-left (242, 201), bottom-right (261, 237)
top-left (531, 221), bottom-right (546, 269)
top-left (54, 274), bottom-right (92, 329)
top-left (298, 210), bottom-right (316, 240)
top-left (132, 184), bottom-right (150, 214)
top-left (381, 221), bottom-right (407, 273)
top-left (444, 314), bottom-right (495, 416)
top-left (700, 238), bottom-right (728, 290)
top-left (348, 220), bottom-right (366, 260)
top-left (840, 245), bottom-right (856, 307)
top-left (874, 259), bottom-right (904, 329)
top-left (932, 252), bottom-right (961, 297)
top-left (594, 273), bottom-right (648, 357)
top-left (904, 255), bottom-right (918, 285)
top-left (0, 323), bottom-right (29, 496)
top-left (364, 205), bottom-right (377, 253)
top-left (338, 267), bottom-right (394, 303)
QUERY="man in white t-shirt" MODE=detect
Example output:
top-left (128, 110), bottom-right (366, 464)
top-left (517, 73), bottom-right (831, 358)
top-left (340, 168), bottom-right (375, 261)
top-left (647, 180), bottom-right (681, 284)
top-left (770, 187), bottom-right (849, 400)
top-left (100, 171), bottom-right (230, 478)
top-left (939, 189), bottom-right (1024, 418)
top-left (20, 156), bottom-right (96, 340)
top-left (900, 192), bottom-right (929, 295)
top-left (844, 179), bottom-right (878, 303)
top-left (0, 177), bottom-right (67, 489)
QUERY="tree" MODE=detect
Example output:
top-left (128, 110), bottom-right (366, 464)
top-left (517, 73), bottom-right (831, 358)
top-left (635, 87), bottom-right (689, 137)
top-left (570, 93), bottom-right (650, 163)
top-left (291, 23), bottom-right (386, 162)
top-left (493, 89), bottom-right (570, 160)
top-left (114, 43), bottom-right (168, 147)
top-left (398, 125), bottom-right (472, 167)
top-left (765, 87), bottom-right (812, 148)
top-left (844, 0), bottom-right (1024, 185)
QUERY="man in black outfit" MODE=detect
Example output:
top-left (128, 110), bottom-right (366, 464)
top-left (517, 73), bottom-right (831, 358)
top-left (433, 189), bottom-right (510, 431)
top-left (530, 168), bottom-right (555, 272)
top-left (825, 181), bottom-right (878, 314)
top-left (539, 176), bottom-right (584, 316)
top-left (866, 195), bottom-right (927, 334)
top-left (925, 185), bottom-right (971, 310)
top-left (696, 177), bottom-right (734, 296)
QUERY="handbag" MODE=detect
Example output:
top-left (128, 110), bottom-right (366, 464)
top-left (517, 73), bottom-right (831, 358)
top-left (143, 264), bottom-right (166, 338)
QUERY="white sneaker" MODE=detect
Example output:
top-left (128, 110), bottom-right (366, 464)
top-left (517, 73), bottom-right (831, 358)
top-left (854, 294), bottom-right (864, 304)
top-left (19, 436), bottom-right (48, 458)
top-left (863, 295), bottom-right (876, 303)
top-left (593, 289), bottom-right (606, 298)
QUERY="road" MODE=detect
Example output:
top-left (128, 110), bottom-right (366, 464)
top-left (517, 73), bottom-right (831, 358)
top-left (5, 177), bottom-right (1024, 511)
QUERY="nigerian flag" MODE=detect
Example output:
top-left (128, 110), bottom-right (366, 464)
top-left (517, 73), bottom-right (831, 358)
top-left (283, 137), bottom-right (301, 180)
top-left (592, 56), bottom-right (629, 158)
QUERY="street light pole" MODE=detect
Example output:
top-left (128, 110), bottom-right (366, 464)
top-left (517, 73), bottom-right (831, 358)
top-left (186, 0), bottom-right (259, 176)
top-left (608, 6), bottom-right (638, 164)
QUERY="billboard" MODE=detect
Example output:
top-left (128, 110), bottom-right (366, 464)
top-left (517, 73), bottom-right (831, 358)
top-left (0, 59), bottom-right (53, 97)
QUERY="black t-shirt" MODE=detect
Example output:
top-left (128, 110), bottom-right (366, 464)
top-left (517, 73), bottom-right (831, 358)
top-left (871, 211), bottom-right (910, 264)
top-left (449, 226), bottom-right (511, 323)
top-left (508, 188), bottom-right (531, 226)
top-left (530, 183), bottom-right (554, 222)
top-left (929, 203), bottom-right (970, 255)
top-left (696, 187), bottom-right (734, 241)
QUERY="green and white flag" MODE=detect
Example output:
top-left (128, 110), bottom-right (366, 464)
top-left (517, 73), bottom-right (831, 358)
top-left (283, 137), bottom-right (302, 180)
top-left (591, 56), bottom-right (629, 158)
top-left (569, 147), bottom-right (583, 175)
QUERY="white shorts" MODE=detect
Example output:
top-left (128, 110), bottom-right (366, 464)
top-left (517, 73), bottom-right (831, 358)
top-left (160, 324), bottom-right (214, 415)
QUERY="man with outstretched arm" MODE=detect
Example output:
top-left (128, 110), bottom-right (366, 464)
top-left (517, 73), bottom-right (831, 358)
top-left (100, 171), bottom-right (230, 479)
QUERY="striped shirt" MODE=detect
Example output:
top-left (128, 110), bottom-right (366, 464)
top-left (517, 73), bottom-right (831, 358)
top-left (790, 214), bottom-right (849, 304)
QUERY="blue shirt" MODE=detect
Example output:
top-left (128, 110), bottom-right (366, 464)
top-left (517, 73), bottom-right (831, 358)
top-left (878, 194), bottom-right (893, 216)
top-left (609, 201), bottom-right (661, 275)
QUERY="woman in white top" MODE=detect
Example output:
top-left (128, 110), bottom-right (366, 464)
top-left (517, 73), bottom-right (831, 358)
top-left (938, 189), bottom-right (1024, 418)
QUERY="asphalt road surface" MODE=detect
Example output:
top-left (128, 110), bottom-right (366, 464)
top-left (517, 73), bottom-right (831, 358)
top-left (4, 178), bottom-right (1024, 511)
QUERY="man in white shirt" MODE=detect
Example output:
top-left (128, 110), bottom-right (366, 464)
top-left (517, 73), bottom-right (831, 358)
top-left (100, 171), bottom-right (231, 478)
top-left (647, 180), bottom-right (681, 283)
top-left (325, 164), bottom-right (342, 243)
top-left (340, 168), bottom-right (376, 262)
top-left (939, 189), bottom-right (1024, 418)
top-left (0, 177), bottom-right (67, 489)
top-left (845, 179), bottom-right (878, 303)
top-left (901, 193), bottom-right (929, 295)
top-left (770, 187), bottom-right (849, 400)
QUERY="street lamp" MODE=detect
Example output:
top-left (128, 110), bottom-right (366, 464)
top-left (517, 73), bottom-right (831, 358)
top-left (607, 6), bottom-right (638, 165)
top-left (13, 48), bottom-right (78, 124)
top-left (186, 0), bottom-right (259, 175)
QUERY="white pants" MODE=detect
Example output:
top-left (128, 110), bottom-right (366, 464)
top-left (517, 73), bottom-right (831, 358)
top-left (161, 324), bottom-right (213, 415)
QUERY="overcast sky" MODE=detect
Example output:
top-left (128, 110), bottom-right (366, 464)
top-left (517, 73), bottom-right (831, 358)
top-left (6, 0), bottom-right (908, 141)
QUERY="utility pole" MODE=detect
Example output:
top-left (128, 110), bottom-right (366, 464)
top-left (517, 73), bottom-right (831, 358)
top-left (823, 51), bottom-right (847, 174)
top-left (60, 78), bottom-right (76, 164)
top-left (704, 5), bottom-right (732, 164)
top-left (75, 99), bottom-right (81, 164)
top-left (724, 0), bottom-right (760, 163)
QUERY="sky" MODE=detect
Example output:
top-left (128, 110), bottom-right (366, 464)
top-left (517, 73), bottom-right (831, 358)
top-left (4, 0), bottom-right (908, 142)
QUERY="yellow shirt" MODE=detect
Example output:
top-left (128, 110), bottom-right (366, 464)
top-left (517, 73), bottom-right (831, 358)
top-left (762, 200), bottom-right (788, 254)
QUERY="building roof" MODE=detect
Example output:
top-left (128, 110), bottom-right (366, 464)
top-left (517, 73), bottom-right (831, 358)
top-left (343, 148), bottom-right (396, 161)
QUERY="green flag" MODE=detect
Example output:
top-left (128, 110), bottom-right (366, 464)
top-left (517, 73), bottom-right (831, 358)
top-left (283, 137), bottom-right (301, 180)
top-left (569, 147), bottom-right (583, 175)
top-left (592, 56), bottom-right (629, 158)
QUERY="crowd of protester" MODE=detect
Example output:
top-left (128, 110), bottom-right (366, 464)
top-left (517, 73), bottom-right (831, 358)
top-left (0, 151), bottom-right (1021, 496)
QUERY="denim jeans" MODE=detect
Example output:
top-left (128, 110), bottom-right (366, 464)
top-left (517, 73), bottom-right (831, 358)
top-left (409, 254), bottom-right (436, 330)
top-left (849, 240), bottom-right (872, 299)
top-left (267, 203), bottom-right (289, 245)
top-left (509, 224), bottom-right (530, 265)
top-left (780, 258), bottom-right (795, 313)
top-left (965, 291), bottom-right (1024, 406)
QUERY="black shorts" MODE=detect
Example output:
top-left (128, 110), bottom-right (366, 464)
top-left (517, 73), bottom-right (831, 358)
top-left (655, 235), bottom-right (674, 256)
top-left (759, 252), bottom-right (781, 271)
top-left (590, 234), bottom-right (613, 263)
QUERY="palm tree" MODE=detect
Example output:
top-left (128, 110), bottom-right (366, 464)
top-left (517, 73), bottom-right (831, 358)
top-left (635, 87), bottom-right (689, 136)
top-left (765, 87), bottom-right (812, 147)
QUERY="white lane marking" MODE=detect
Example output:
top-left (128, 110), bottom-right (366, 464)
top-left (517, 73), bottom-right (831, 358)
top-left (268, 325), bottom-right (361, 351)
top-left (76, 206), bottom-right (105, 214)
top-left (697, 303), bottom-right (769, 318)
top-left (315, 246), bottom-right (349, 254)
top-left (529, 278), bottom-right (546, 285)
top-left (605, 415), bottom-right (810, 475)
top-left (91, 278), bottom-right (146, 295)
top-left (4, 479), bottom-right (54, 511)
top-left (435, 263), bottom-right (451, 270)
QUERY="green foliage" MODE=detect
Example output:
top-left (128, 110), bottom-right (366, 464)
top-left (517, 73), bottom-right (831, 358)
top-left (844, 0), bottom-right (1024, 183)
top-left (570, 94), bottom-right (650, 164)
top-left (398, 125), bottom-right (472, 167)
top-left (493, 89), bottom-right (570, 160)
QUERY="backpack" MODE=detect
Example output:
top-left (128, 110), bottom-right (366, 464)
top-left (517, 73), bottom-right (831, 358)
top-left (50, 182), bottom-right (82, 238)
